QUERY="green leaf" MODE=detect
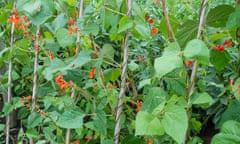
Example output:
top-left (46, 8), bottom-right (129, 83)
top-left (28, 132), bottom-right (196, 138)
top-left (102, 43), bottom-right (115, 60)
top-left (141, 87), bottom-right (168, 113)
top-left (82, 23), bottom-right (99, 36)
top-left (26, 128), bottom-right (40, 139)
top-left (27, 112), bottom-right (42, 128)
top-left (226, 7), bottom-right (240, 29)
top-left (56, 28), bottom-right (74, 48)
top-left (184, 39), bottom-right (209, 65)
top-left (218, 100), bottom-right (240, 128)
top-left (135, 111), bottom-right (164, 136)
top-left (191, 92), bottom-right (213, 105)
top-left (22, 0), bottom-right (41, 14)
top-left (154, 42), bottom-right (183, 79)
top-left (93, 110), bottom-right (107, 136)
top-left (210, 50), bottom-right (231, 71)
top-left (133, 24), bottom-right (151, 40)
top-left (162, 105), bottom-right (188, 144)
top-left (212, 120), bottom-right (240, 144)
top-left (30, 5), bottom-right (53, 26)
top-left (3, 103), bottom-right (14, 115)
top-left (128, 60), bottom-right (139, 71)
top-left (52, 13), bottom-right (67, 33)
top-left (233, 78), bottom-right (240, 102)
top-left (0, 124), bottom-right (5, 131)
top-left (118, 16), bottom-right (133, 33)
top-left (56, 108), bottom-right (85, 128)
top-left (176, 20), bottom-right (198, 47)
top-left (206, 5), bottom-right (234, 27)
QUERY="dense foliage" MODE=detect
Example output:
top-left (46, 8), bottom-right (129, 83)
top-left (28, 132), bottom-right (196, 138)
top-left (0, 0), bottom-right (240, 144)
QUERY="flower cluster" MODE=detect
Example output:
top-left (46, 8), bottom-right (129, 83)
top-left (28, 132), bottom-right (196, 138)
top-left (68, 18), bottom-right (78, 35)
top-left (8, 9), bottom-right (32, 36)
top-left (145, 15), bottom-right (158, 35)
top-left (212, 39), bottom-right (233, 53)
top-left (70, 140), bottom-right (80, 144)
top-left (47, 51), bottom-right (54, 60)
top-left (55, 74), bottom-right (69, 90)
top-left (89, 66), bottom-right (96, 79)
top-left (185, 60), bottom-right (193, 67)
top-left (21, 95), bottom-right (32, 108)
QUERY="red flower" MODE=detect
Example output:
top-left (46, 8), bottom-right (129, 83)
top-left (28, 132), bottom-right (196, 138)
top-left (230, 79), bottom-right (234, 86)
top-left (136, 101), bottom-right (142, 112)
top-left (55, 74), bottom-right (69, 90)
top-left (148, 18), bottom-right (155, 24)
top-left (185, 60), bottom-right (193, 67)
top-left (108, 83), bottom-right (113, 89)
top-left (148, 138), bottom-right (153, 144)
top-left (26, 95), bottom-right (32, 100)
top-left (218, 45), bottom-right (225, 53)
top-left (93, 83), bottom-right (98, 88)
top-left (21, 96), bottom-right (25, 102)
top-left (151, 27), bottom-right (158, 35)
top-left (40, 111), bottom-right (46, 117)
top-left (212, 46), bottom-right (219, 51)
top-left (34, 44), bottom-right (39, 51)
top-left (224, 39), bottom-right (232, 47)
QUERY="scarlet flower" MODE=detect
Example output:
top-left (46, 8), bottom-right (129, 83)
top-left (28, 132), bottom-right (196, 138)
top-left (68, 26), bottom-right (73, 35)
top-left (218, 45), bottom-right (225, 53)
top-left (185, 60), bottom-right (193, 67)
top-left (40, 111), bottom-right (46, 117)
top-left (89, 66), bottom-right (97, 79)
top-left (108, 83), bottom-right (113, 89)
top-left (238, 84), bottom-right (240, 89)
top-left (68, 19), bottom-right (76, 25)
top-left (55, 74), bottom-right (69, 90)
top-left (34, 44), bottom-right (39, 51)
top-left (148, 138), bottom-right (153, 144)
top-left (70, 140), bottom-right (80, 144)
top-left (100, 69), bottom-right (103, 77)
top-left (22, 15), bottom-right (27, 23)
top-left (23, 31), bottom-right (28, 36)
top-left (93, 52), bottom-right (99, 58)
top-left (136, 101), bottom-right (142, 112)
top-left (21, 96), bottom-right (25, 102)
top-left (26, 95), bottom-right (32, 100)
top-left (93, 83), bottom-right (98, 88)
top-left (151, 27), bottom-right (158, 35)
top-left (148, 18), bottom-right (155, 24)
top-left (230, 79), bottom-right (234, 86)
top-left (212, 46), bottom-right (219, 51)
top-left (224, 39), bottom-right (232, 47)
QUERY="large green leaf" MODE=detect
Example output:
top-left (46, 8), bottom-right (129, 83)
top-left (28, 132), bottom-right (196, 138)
top-left (56, 108), bottom-right (85, 128)
top-left (118, 16), bottom-right (133, 33)
top-left (42, 51), bottom-right (91, 80)
top-left (154, 42), bottom-right (183, 79)
top-left (162, 105), bottom-right (188, 144)
top-left (22, 0), bottom-right (41, 14)
top-left (191, 92), bottom-right (213, 105)
top-left (226, 7), bottom-right (240, 29)
top-left (141, 87), bottom-right (168, 113)
top-left (52, 13), bottom-right (67, 33)
top-left (212, 120), bottom-right (240, 144)
top-left (176, 20), bottom-right (198, 47)
top-left (27, 112), bottom-right (42, 128)
top-left (210, 50), bottom-right (231, 71)
top-left (135, 111), bottom-right (164, 136)
top-left (2, 102), bottom-right (14, 115)
top-left (82, 23), bottom-right (99, 36)
top-left (206, 5), bottom-right (234, 27)
top-left (184, 39), bottom-right (209, 65)
top-left (233, 78), bottom-right (240, 102)
top-left (93, 110), bottom-right (107, 136)
top-left (218, 100), bottom-right (240, 128)
top-left (56, 28), bottom-right (74, 48)
top-left (133, 24), bottom-right (151, 40)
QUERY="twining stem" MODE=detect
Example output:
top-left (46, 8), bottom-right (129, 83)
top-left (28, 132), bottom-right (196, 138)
top-left (160, 0), bottom-right (176, 42)
top-left (29, 27), bottom-right (40, 144)
top-left (31, 27), bottom-right (40, 112)
top-left (184, 0), bottom-right (208, 143)
top-left (6, 1), bottom-right (16, 144)
top-left (114, 1), bottom-right (133, 144)
top-left (65, 1), bottom-right (84, 144)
